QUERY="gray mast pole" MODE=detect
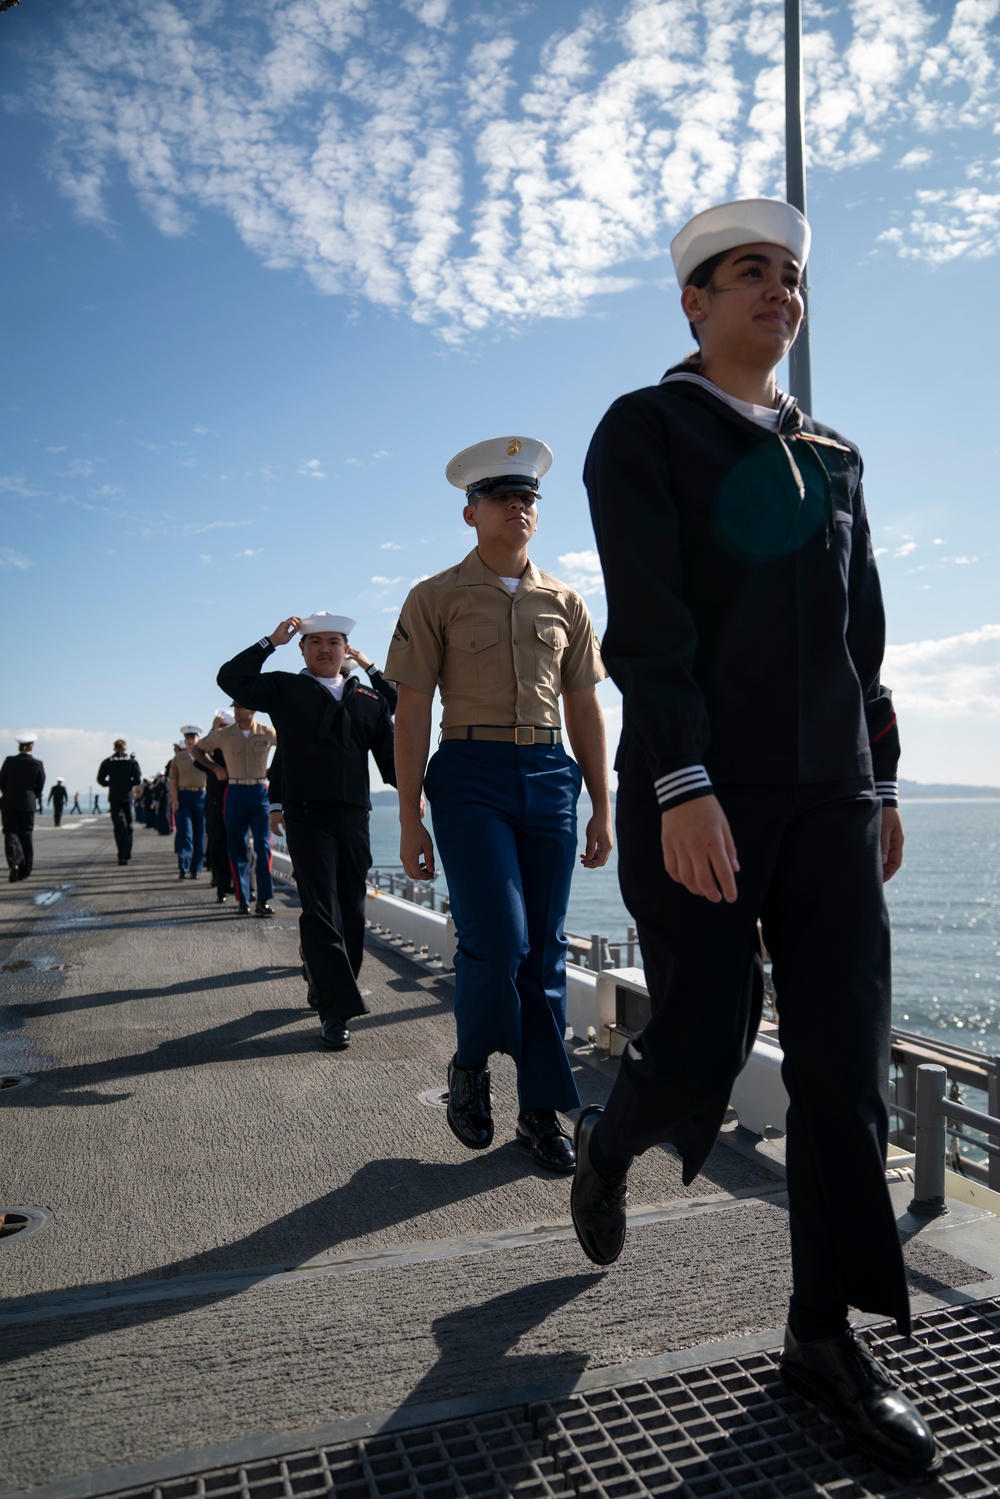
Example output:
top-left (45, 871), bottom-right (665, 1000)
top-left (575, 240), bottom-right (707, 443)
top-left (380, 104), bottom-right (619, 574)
top-left (785, 0), bottom-right (812, 413)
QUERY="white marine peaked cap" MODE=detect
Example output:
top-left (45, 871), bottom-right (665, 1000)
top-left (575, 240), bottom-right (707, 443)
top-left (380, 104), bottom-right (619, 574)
top-left (298, 612), bottom-right (356, 636)
top-left (215, 708), bottom-right (235, 725)
top-left (670, 199), bottom-right (810, 288)
top-left (180, 725), bottom-right (203, 736)
top-left (16, 732), bottom-right (37, 744)
top-left (446, 436), bottom-right (553, 497)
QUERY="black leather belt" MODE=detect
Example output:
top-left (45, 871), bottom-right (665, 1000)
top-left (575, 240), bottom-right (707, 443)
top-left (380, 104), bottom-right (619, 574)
top-left (440, 726), bottom-right (561, 745)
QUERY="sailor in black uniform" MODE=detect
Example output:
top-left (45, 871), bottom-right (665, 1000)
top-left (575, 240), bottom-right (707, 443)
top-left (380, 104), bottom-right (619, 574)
top-left (96, 739), bottom-right (143, 865)
top-left (218, 612), bottom-right (396, 1049)
top-left (1, 736), bottom-right (45, 881)
top-left (572, 198), bottom-right (938, 1480)
top-left (48, 780), bottom-right (69, 826)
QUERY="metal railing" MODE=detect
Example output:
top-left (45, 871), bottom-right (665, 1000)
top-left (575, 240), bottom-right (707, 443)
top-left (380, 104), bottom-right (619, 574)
top-left (906, 1062), bottom-right (1000, 1215)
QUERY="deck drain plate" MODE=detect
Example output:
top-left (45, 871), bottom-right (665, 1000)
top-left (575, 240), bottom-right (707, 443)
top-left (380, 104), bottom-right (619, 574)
top-left (0, 1075), bottom-right (34, 1093)
top-left (0, 1206), bottom-right (51, 1242)
top-left (81, 1297), bottom-right (1000, 1499)
top-left (418, 1088), bottom-right (449, 1110)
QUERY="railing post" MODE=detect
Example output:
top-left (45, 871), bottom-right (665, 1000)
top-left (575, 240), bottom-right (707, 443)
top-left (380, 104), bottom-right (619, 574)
top-left (626, 925), bottom-right (637, 968)
top-left (909, 1063), bottom-right (948, 1217)
top-left (989, 1057), bottom-right (1000, 1193)
top-left (589, 934), bottom-right (600, 972)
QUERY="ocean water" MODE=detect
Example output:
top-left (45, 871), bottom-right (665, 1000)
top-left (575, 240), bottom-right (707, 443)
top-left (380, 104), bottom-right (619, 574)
top-left (368, 799), bottom-right (1000, 1057)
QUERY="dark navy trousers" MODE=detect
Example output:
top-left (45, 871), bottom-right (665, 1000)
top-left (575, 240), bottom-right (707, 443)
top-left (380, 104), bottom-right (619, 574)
top-left (174, 789), bottom-right (206, 875)
top-left (425, 740), bottom-right (582, 1114)
top-left (598, 774), bottom-right (911, 1334)
top-left (224, 783), bottom-right (273, 905)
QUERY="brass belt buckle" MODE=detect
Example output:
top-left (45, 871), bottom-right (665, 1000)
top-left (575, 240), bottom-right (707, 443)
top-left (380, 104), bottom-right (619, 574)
top-left (514, 726), bottom-right (535, 746)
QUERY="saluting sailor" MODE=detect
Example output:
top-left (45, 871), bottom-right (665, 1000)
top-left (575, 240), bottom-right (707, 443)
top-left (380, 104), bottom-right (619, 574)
top-left (387, 437), bottom-right (612, 1173)
top-left (168, 727), bottom-right (209, 879)
top-left (194, 705), bottom-right (277, 916)
top-left (218, 612), bottom-right (396, 1049)
top-left (574, 199), bottom-right (938, 1478)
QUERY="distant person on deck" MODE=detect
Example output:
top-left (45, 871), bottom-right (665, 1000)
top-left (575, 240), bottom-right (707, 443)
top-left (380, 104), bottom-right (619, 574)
top-left (169, 728), bottom-right (208, 878)
top-left (47, 779), bottom-right (69, 827)
top-left (70, 791), bottom-right (82, 814)
top-left (573, 198), bottom-right (937, 1480)
top-left (193, 705), bottom-right (277, 917)
top-left (1, 736), bottom-right (46, 882)
top-left (96, 739), bottom-right (142, 866)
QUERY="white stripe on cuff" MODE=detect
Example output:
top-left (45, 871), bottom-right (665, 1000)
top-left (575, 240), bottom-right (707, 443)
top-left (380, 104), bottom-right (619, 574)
top-left (654, 765), bottom-right (713, 806)
top-left (257, 635), bottom-right (272, 650)
top-left (875, 780), bottom-right (898, 801)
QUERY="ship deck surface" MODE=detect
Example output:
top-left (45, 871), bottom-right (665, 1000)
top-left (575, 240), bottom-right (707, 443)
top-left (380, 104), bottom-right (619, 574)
top-left (3, 821), bottom-right (1000, 1498)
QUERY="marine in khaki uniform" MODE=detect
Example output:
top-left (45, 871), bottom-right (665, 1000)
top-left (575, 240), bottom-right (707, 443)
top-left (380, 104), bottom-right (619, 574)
top-left (387, 436), bottom-right (612, 1174)
top-left (168, 727), bottom-right (209, 879)
top-left (195, 708), bottom-right (278, 916)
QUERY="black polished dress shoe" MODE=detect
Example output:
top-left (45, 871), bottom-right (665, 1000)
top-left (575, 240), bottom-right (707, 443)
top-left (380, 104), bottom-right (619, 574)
top-left (780, 1325), bottom-right (941, 1478)
top-left (178, 869), bottom-right (187, 880)
top-left (446, 1055), bottom-right (493, 1149)
top-left (570, 1106), bottom-right (628, 1265)
top-left (236, 901), bottom-right (251, 916)
top-left (320, 1020), bottom-right (350, 1050)
top-left (216, 891), bottom-right (229, 904)
top-left (254, 901), bottom-right (274, 917)
top-left (8, 867), bottom-right (19, 883)
top-left (516, 1109), bottom-right (576, 1174)
top-left (190, 871), bottom-right (200, 880)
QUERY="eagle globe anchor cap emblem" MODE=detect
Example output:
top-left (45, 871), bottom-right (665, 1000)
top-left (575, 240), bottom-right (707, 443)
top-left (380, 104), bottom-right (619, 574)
top-left (445, 435), bottom-right (553, 501)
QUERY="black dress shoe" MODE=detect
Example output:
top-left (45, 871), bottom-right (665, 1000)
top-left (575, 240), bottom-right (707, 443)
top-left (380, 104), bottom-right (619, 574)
top-left (446, 1055), bottom-right (493, 1149)
top-left (236, 901), bottom-right (251, 916)
top-left (178, 869), bottom-right (187, 880)
top-left (516, 1109), bottom-right (576, 1174)
top-left (254, 901), bottom-right (274, 917)
top-left (216, 892), bottom-right (229, 904)
top-left (570, 1106), bottom-right (628, 1265)
top-left (8, 867), bottom-right (19, 883)
top-left (320, 1020), bottom-right (350, 1050)
top-left (190, 871), bottom-right (200, 880)
top-left (780, 1325), bottom-right (941, 1478)
top-left (118, 859), bottom-right (128, 866)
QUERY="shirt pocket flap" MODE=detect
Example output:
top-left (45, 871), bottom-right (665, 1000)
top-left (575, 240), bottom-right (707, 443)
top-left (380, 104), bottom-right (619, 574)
top-left (534, 621), bottom-right (569, 649)
top-left (451, 622), bottom-right (500, 653)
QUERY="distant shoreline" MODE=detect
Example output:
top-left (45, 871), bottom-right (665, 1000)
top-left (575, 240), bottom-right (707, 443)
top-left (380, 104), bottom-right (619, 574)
top-left (371, 778), bottom-right (1000, 806)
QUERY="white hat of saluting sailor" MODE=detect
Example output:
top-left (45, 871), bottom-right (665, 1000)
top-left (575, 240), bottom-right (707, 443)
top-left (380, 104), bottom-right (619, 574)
top-left (298, 612), bottom-right (356, 636)
top-left (446, 436), bottom-right (553, 499)
top-left (670, 199), bottom-right (810, 288)
top-left (180, 725), bottom-right (203, 736)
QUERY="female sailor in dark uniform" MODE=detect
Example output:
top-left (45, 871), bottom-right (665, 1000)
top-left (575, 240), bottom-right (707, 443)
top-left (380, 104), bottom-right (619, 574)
top-left (574, 198), bottom-right (938, 1479)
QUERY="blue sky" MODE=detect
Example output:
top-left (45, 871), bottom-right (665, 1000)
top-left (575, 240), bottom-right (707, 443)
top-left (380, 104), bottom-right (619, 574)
top-left (2, 0), bottom-right (999, 796)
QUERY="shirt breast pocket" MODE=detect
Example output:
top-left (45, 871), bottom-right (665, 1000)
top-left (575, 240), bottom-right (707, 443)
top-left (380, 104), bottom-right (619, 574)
top-left (533, 620), bottom-right (568, 694)
top-left (445, 621), bottom-right (501, 693)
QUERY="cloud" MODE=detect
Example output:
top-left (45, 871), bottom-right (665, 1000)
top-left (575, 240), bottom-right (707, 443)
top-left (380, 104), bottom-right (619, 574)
top-left (894, 540), bottom-right (918, 557)
top-left (0, 474), bottom-right (47, 498)
top-left (19, 0), bottom-right (1000, 339)
top-left (59, 458), bottom-right (98, 477)
top-left (371, 575), bottom-right (403, 584)
top-left (557, 547), bottom-right (605, 596)
top-left (180, 519), bottom-right (251, 535)
top-left (380, 541), bottom-right (405, 550)
top-left (884, 622), bottom-right (1000, 715)
top-left (298, 458), bottom-right (326, 479)
top-left (236, 548), bottom-right (264, 557)
top-left (0, 548), bottom-right (36, 571)
top-left (897, 146), bottom-right (933, 169)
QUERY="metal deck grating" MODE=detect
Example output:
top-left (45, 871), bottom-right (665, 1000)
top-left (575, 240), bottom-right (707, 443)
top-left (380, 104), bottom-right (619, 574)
top-left (91, 1299), bottom-right (1000, 1498)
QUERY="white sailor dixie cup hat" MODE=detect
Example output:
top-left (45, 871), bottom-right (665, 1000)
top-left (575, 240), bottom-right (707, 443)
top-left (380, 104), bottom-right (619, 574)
top-left (298, 612), bottom-right (356, 636)
top-left (670, 198), bottom-right (811, 288)
top-left (180, 725), bottom-right (203, 736)
top-left (446, 436), bottom-right (553, 500)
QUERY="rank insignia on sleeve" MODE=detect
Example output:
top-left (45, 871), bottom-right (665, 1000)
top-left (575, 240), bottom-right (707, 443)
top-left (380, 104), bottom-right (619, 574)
top-left (393, 618), bottom-right (410, 643)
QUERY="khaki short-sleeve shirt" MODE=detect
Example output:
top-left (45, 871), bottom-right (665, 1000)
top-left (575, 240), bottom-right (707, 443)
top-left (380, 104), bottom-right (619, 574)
top-left (199, 722), bottom-right (276, 779)
top-left (384, 548), bottom-right (606, 729)
top-left (169, 750), bottom-right (209, 792)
